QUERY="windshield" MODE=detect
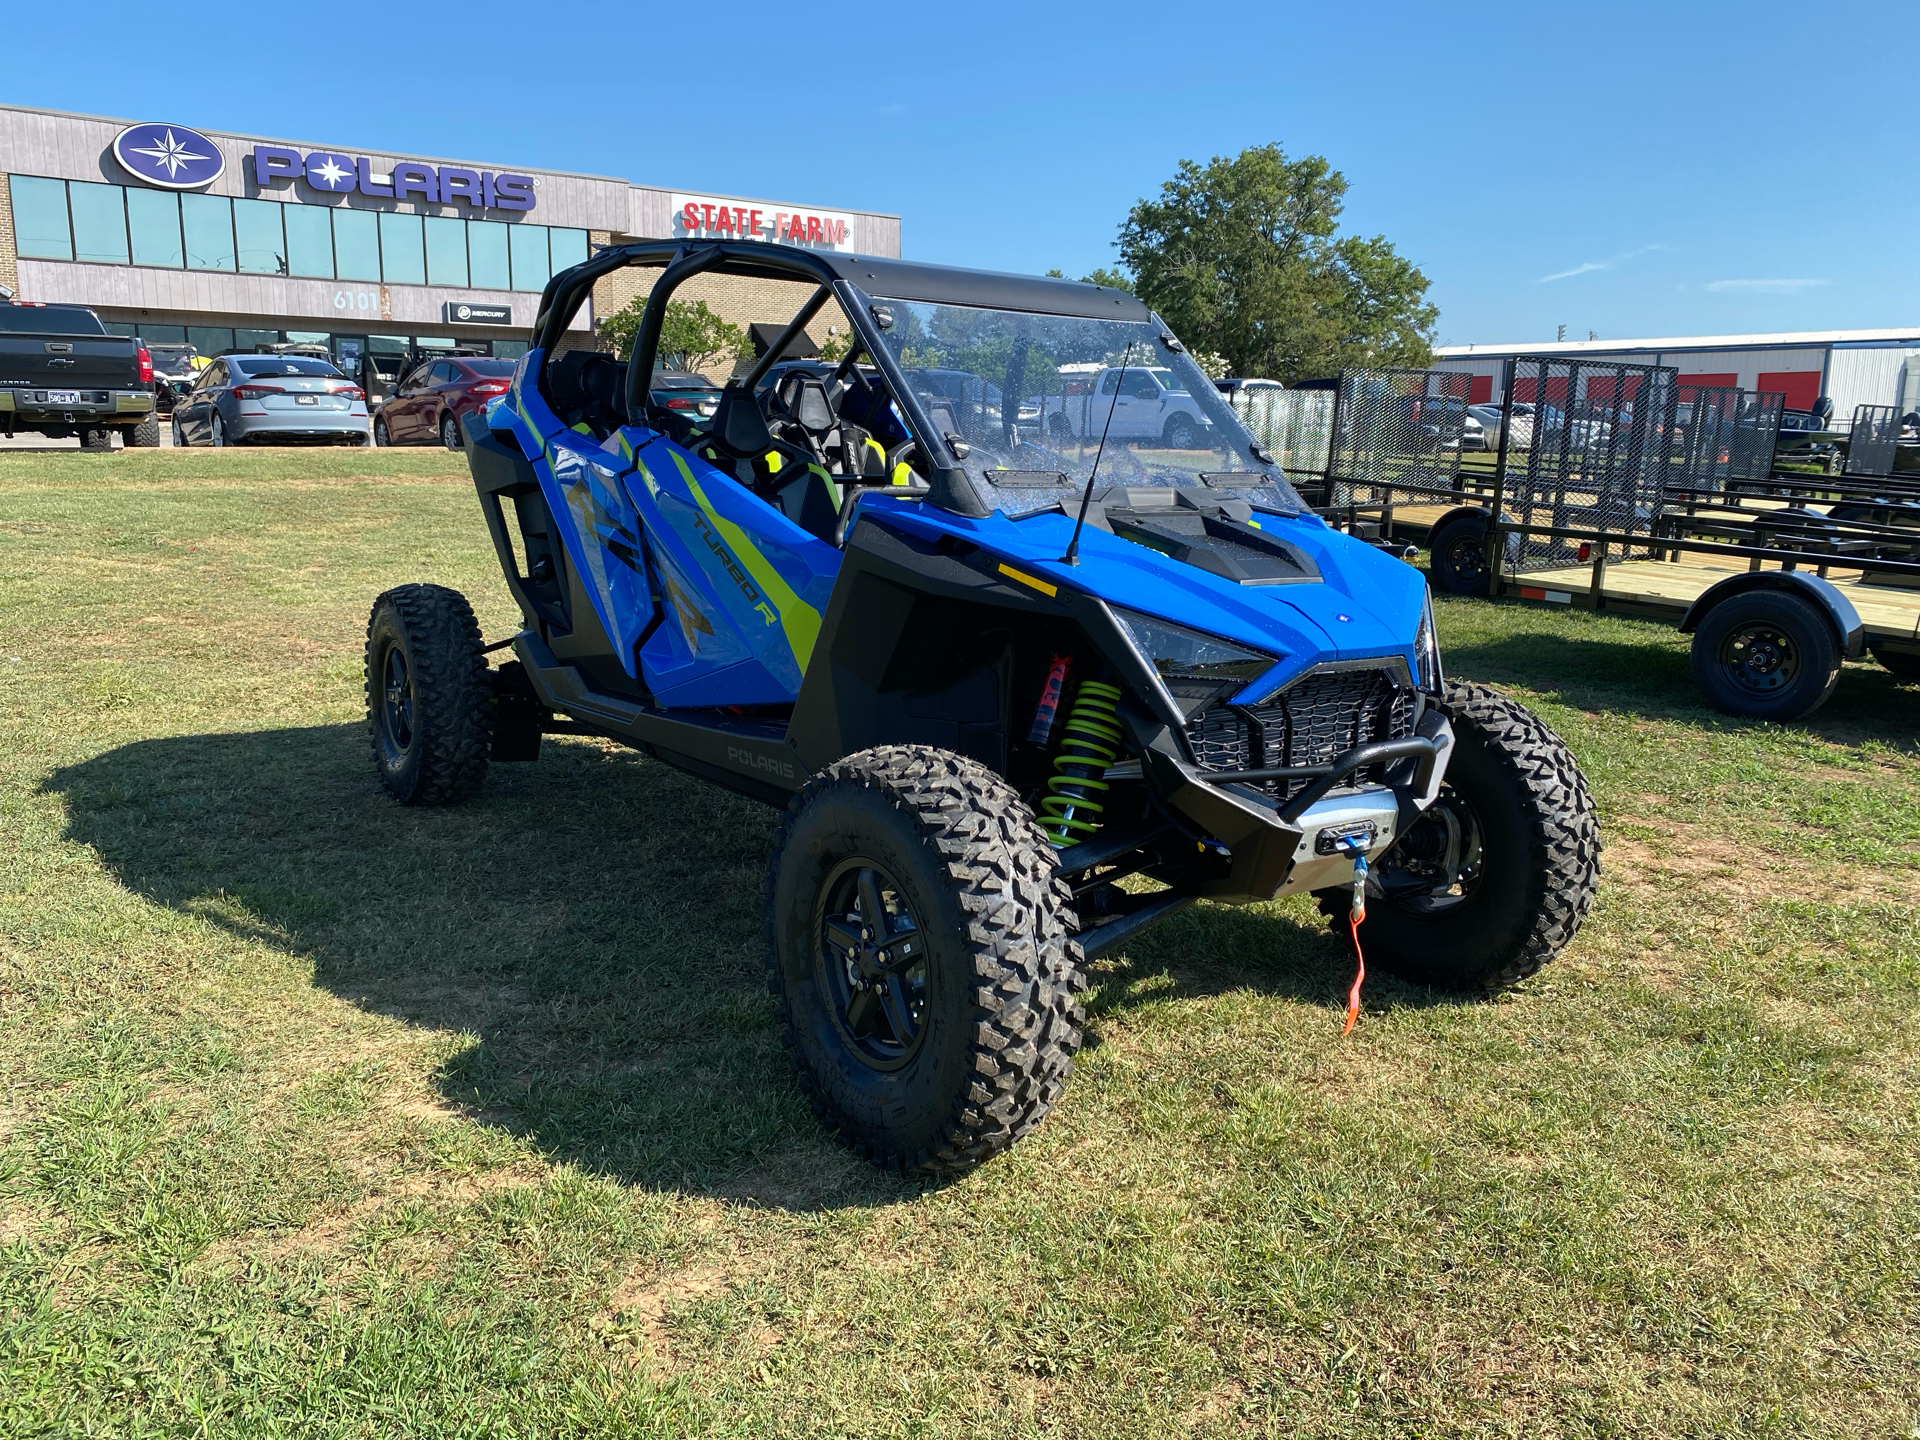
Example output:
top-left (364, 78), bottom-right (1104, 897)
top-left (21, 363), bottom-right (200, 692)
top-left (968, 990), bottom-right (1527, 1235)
top-left (235, 357), bottom-right (343, 379)
top-left (865, 299), bottom-right (1303, 516)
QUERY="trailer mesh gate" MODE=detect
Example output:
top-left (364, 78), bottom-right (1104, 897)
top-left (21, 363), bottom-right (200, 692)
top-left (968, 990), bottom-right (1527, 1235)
top-left (1845, 404), bottom-right (1901, 478)
top-left (1229, 387), bottom-right (1336, 480)
top-left (1326, 369), bottom-right (1471, 507)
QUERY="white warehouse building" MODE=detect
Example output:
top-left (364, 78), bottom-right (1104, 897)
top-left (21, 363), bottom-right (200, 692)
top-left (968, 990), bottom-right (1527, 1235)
top-left (1432, 328), bottom-right (1920, 421)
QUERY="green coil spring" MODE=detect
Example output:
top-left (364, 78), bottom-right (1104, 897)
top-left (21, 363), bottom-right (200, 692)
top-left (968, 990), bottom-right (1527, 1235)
top-left (1038, 679), bottom-right (1123, 845)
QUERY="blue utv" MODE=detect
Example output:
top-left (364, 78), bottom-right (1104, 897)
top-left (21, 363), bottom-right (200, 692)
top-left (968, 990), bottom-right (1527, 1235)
top-left (364, 241), bottom-right (1601, 1175)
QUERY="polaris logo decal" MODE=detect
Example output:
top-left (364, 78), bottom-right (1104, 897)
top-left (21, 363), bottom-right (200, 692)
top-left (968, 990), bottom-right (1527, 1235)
top-left (728, 745), bottom-right (795, 780)
top-left (692, 513), bottom-right (779, 627)
top-left (112, 123), bottom-right (226, 191)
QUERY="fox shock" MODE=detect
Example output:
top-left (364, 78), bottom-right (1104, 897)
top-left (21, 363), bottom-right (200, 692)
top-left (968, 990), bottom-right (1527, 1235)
top-left (1037, 678), bottom-right (1123, 845)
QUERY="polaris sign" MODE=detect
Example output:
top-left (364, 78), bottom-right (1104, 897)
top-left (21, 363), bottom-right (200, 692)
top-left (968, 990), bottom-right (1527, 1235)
top-left (252, 146), bottom-right (536, 213)
top-left (111, 123), bottom-right (227, 190)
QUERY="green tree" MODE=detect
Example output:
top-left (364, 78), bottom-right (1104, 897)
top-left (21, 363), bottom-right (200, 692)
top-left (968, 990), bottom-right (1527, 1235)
top-left (1045, 267), bottom-right (1135, 292)
top-left (598, 296), bottom-right (751, 374)
top-left (1116, 143), bottom-right (1436, 382)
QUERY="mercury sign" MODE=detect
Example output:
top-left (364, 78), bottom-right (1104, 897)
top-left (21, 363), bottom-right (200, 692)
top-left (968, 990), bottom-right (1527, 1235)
top-left (251, 146), bottom-right (536, 213)
top-left (672, 194), bottom-right (853, 249)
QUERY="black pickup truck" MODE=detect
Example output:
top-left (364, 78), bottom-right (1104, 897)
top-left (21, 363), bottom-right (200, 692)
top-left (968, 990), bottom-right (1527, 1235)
top-left (0, 302), bottom-right (159, 450)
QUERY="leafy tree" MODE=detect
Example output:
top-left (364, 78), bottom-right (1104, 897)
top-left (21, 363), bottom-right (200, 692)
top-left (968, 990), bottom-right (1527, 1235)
top-left (1045, 267), bottom-right (1135, 293)
top-left (598, 296), bottom-right (751, 373)
top-left (1115, 143), bottom-right (1436, 382)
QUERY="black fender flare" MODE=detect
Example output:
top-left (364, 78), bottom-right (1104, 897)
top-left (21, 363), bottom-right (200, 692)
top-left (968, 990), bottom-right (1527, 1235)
top-left (1677, 571), bottom-right (1865, 660)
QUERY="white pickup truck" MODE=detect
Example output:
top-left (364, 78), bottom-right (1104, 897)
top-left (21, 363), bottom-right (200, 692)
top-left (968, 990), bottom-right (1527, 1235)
top-left (1042, 365), bottom-right (1210, 450)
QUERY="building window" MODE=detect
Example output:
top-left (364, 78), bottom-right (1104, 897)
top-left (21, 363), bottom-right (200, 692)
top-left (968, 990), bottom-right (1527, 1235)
top-left (378, 212), bottom-right (426, 286)
top-left (182, 194), bottom-right (236, 271)
top-left (127, 188), bottom-right (184, 268)
top-left (234, 199), bottom-right (287, 276)
top-left (468, 221), bottom-right (510, 290)
top-left (69, 182), bottom-right (130, 265)
top-left (137, 325), bottom-right (188, 344)
top-left (188, 326), bottom-right (235, 356)
top-left (509, 224), bottom-right (549, 292)
top-left (333, 209), bottom-right (381, 282)
top-left (549, 227), bottom-right (588, 275)
top-left (10, 176), bottom-right (73, 260)
top-left (235, 328), bottom-right (278, 351)
top-left (284, 205), bottom-right (334, 279)
top-left (424, 217), bottom-right (468, 288)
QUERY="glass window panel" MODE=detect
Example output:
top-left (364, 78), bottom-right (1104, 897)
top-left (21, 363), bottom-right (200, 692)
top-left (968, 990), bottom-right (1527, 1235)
top-left (181, 194), bottom-right (235, 271)
top-left (102, 321), bottom-right (137, 337)
top-left (8, 176), bottom-right (71, 259)
top-left (188, 326), bottom-right (234, 356)
top-left (378, 211), bottom-right (425, 286)
top-left (283, 204), bottom-right (334, 278)
top-left (126, 187), bottom-right (183, 268)
top-left (548, 227), bottom-right (588, 273)
top-left (333, 208), bottom-right (380, 281)
top-left (368, 335), bottom-right (409, 354)
top-left (492, 340), bottom-right (530, 361)
top-left (284, 331), bottom-right (330, 344)
top-left (235, 328), bottom-right (278, 351)
top-left (508, 225), bottom-right (549, 292)
top-left (137, 324), bottom-right (187, 343)
top-left (233, 199), bottom-right (286, 275)
top-left (467, 221), bottom-right (509, 289)
top-left (68, 182), bottom-right (129, 264)
top-left (423, 217), bottom-right (468, 288)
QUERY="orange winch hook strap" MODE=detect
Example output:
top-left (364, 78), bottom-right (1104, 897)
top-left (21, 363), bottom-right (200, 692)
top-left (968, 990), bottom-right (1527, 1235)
top-left (1339, 845), bottom-right (1369, 1037)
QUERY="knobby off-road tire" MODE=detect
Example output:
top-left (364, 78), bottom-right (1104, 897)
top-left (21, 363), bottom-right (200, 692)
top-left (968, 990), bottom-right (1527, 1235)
top-left (766, 745), bottom-right (1086, 1176)
top-left (1317, 680), bottom-right (1600, 992)
top-left (126, 415), bottom-right (161, 448)
top-left (364, 583), bottom-right (492, 805)
top-left (78, 426), bottom-right (114, 452)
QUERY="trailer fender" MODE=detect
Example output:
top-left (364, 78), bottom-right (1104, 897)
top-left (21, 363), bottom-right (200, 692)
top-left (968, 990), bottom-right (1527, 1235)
top-left (1425, 504), bottom-right (1492, 541)
top-left (1677, 571), bottom-right (1865, 660)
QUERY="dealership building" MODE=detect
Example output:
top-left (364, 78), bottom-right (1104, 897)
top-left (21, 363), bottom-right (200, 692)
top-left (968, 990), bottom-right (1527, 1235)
top-left (1433, 328), bottom-right (1920, 421)
top-left (0, 103), bottom-right (900, 377)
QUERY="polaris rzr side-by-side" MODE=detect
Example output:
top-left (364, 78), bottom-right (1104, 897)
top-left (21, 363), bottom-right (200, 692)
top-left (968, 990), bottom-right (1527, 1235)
top-left (364, 240), bottom-right (1601, 1175)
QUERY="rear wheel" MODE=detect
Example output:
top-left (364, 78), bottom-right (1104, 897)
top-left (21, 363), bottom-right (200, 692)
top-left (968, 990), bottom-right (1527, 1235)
top-left (364, 583), bottom-right (492, 805)
top-left (441, 412), bottom-right (462, 451)
top-left (1690, 589), bottom-right (1840, 721)
top-left (766, 746), bottom-right (1085, 1175)
top-left (1428, 514), bottom-right (1492, 595)
top-left (78, 426), bottom-right (114, 452)
top-left (1163, 414), bottom-right (1200, 449)
top-left (1316, 681), bottom-right (1599, 991)
top-left (211, 413), bottom-right (232, 448)
top-left (126, 415), bottom-right (161, 448)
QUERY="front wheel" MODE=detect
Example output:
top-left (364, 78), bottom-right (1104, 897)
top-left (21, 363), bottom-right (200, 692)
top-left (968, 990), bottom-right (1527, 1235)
top-left (1317, 681), bottom-right (1599, 991)
top-left (1689, 590), bottom-right (1840, 721)
top-left (172, 418), bottom-right (188, 448)
top-left (364, 583), bottom-right (493, 805)
top-left (766, 746), bottom-right (1086, 1175)
top-left (374, 416), bottom-right (391, 447)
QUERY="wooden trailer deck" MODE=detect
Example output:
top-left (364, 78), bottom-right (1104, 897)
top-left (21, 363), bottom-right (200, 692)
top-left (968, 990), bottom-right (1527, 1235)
top-left (1511, 558), bottom-right (1920, 640)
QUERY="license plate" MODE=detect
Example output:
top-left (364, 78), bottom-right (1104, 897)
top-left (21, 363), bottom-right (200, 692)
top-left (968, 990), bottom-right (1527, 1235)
top-left (47, 390), bottom-right (78, 404)
top-left (296, 395), bottom-right (318, 406)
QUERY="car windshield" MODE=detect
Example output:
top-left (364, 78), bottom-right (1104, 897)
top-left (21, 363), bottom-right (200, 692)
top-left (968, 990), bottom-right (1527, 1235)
top-left (865, 299), bottom-right (1302, 516)
top-left (235, 357), bottom-right (343, 378)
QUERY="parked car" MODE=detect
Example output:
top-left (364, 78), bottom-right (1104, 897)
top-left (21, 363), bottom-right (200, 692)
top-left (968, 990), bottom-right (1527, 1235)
top-left (1214, 377), bottom-right (1284, 398)
top-left (652, 368), bottom-right (722, 418)
top-left (172, 352), bottom-right (368, 447)
top-left (1041, 364), bottom-right (1209, 449)
top-left (373, 356), bottom-right (516, 449)
top-left (0, 301), bottom-right (158, 450)
top-left (1468, 401), bottom-right (1537, 451)
top-left (146, 343), bottom-right (199, 415)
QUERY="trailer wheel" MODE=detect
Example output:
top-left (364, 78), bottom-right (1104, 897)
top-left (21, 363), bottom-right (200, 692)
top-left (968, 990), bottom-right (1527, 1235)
top-left (1315, 681), bottom-right (1599, 992)
top-left (1868, 641), bottom-right (1920, 681)
top-left (1428, 514), bottom-right (1491, 595)
top-left (364, 583), bottom-right (493, 805)
top-left (1689, 589), bottom-right (1840, 721)
top-left (766, 745), bottom-right (1085, 1176)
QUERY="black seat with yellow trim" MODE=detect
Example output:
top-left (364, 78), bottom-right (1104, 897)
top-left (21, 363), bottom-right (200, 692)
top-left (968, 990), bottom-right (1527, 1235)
top-left (543, 350), bottom-right (629, 440)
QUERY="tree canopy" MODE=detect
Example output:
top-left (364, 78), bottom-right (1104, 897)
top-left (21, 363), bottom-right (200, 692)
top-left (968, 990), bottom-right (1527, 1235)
top-left (1114, 143), bottom-right (1437, 383)
top-left (598, 296), bottom-right (751, 374)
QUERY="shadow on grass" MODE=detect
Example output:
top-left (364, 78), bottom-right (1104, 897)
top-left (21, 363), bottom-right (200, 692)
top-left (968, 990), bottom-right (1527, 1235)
top-left (1445, 612), bottom-right (1920, 750)
top-left (43, 723), bottom-right (1374, 1206)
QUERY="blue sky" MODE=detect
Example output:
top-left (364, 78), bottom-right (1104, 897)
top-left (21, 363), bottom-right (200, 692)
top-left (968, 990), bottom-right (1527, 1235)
top-left (8, 0), bottom-right (1912, 344)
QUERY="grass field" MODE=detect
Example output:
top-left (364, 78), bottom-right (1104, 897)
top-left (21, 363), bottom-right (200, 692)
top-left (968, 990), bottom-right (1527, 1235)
top-left (1, 449), bottom-right (1916, 1439)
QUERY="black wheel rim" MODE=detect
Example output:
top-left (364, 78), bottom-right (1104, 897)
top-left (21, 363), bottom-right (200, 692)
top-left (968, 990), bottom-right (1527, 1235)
top-left (375, 640), bottom-right (415, 762)
top-left (1444, 533), bottom-right (1486, 583)
top-left (1718, 622), bottom-right (1800, 695)
top-left (1378, 786), bottom-right (1484, 915)
top-left (815, 859), bottom-right (929, 1070)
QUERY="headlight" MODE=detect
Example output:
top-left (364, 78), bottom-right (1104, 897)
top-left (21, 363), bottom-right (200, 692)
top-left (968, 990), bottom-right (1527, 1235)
top-left (1415, 591), bottom-right (1444, 691)
top-left (1111, 604), bottom-right (1276, 716)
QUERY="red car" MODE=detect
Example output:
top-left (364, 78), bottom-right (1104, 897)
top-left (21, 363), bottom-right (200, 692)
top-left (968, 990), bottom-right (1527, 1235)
top-left (372, 355), bottom-right (516, 449)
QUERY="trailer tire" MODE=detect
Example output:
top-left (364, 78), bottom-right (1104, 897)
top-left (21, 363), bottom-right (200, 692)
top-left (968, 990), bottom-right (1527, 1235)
top-left (126, 415), bottom-right (161, 448)
top-left (766, 745), bottom-right (1086, 1176)
top-left (1868, 641), bottom-right (1920, 681)
top-left (1428, 514), bottom-right (1492, 595)
top-left (1315, 681), bottom-right (1599, 992)
top-left (364, 583), bottom-right (492, 805)
top-left (1689, 589), bottom-right (1840, 721)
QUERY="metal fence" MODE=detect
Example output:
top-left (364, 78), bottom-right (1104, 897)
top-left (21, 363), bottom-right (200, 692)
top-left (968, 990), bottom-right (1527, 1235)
top-left (1730, 389), bottom-right (1786, 484)
top-left (1326, 369), bottom-right (1471, 506)
top-left (1844, 403), bottom-right (1901, 477)
top-left (1497, 357), bottom-right (1681, 572)
top-left (1229, 387), bottom-right (1336, 478)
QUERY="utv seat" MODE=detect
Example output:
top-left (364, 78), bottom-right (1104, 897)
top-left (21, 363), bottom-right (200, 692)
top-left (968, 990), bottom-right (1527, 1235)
top-left (545, 351), bottom-right (629, 439)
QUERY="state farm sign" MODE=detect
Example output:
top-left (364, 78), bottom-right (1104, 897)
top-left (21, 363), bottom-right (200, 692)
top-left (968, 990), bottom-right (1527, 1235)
top-left (672, 194), bottom-right (854, 249)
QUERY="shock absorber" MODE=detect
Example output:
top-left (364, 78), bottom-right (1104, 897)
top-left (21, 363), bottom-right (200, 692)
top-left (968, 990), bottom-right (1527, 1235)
top-left (1038, 678), bottom-right (1123, 845)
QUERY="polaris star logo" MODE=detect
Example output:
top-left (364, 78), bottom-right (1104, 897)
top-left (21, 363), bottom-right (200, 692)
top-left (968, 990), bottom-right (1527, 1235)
top-left (112, 122), bottom-right (226, 191)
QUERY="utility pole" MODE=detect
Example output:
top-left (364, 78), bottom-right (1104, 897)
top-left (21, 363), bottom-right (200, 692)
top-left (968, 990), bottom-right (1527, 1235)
top-left (1556, 324), bottom-right (1567, 342)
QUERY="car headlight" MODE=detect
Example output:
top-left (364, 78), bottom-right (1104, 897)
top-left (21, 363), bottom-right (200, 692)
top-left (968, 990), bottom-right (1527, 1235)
top-left (1111, 604), bottom-right (1277, 716)
top-left (1416, 591), bottom-right (1444, 692)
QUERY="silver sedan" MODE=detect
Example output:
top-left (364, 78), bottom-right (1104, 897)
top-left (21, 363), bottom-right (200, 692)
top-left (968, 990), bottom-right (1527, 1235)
top-left (172, 353), bottom-right (370, 447)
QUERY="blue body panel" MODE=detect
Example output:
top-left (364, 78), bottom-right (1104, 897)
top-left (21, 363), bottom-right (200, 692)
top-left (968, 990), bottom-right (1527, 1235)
top-left (499, 352), bottom-right (1426, 707)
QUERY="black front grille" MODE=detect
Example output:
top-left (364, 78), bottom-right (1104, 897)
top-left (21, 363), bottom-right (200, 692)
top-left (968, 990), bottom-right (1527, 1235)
top-left (1185, 665), bottom-right (1415, 803)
